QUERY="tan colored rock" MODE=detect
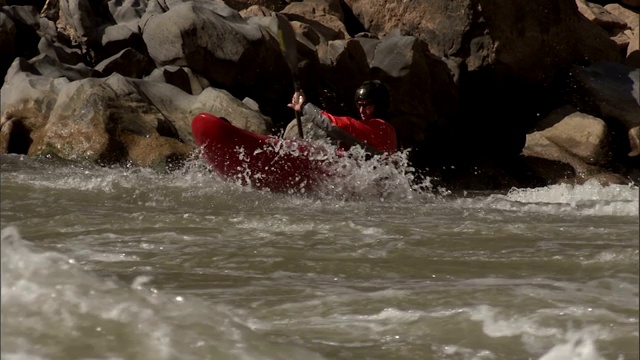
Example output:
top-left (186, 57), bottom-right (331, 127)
top-left (120, 131), bottom-right (191, 169)
top-left (604, 3), bottom-right (639, 30)
top-left (29, 79), bottom-right (113, 161)
top-left (239, 5), bottom-right (272, 19)
top-left (628, 127), bottom-right (640, 157)
top-left (0, 109), bottom-right (49, 155)
top-left (523, 131), bottom-right (596, 176)
top-left (626, 29), bottom-right (640, 68)
top-left (538, 111), bottom-right (610, 165)
top-left (282, 0), bottom-right (349, 41)
top-left (576, 0), bottom-right (628, 29)
top-left (610, 29), bottom-right (631, 49)
top-left (223, 0), bottom-right (284, 12)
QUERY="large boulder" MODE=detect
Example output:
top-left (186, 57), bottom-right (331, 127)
top-left (27, 76), bottom-right (192, 168)
top-left (0, 53), bottom-right (93, 133)
top-left (529, 106), bottom-right (611, 166)
top-left (343, 0), bottom-right (622, 82)
top-left (141, 0), bottom-right (292, 122)
top-left (569, 62), bottom-right (640, 158)
top-left (0, 11), bottom-right (17, 81)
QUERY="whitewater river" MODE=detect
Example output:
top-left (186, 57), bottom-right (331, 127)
top-left (1, 152), bottom-right (638, 360)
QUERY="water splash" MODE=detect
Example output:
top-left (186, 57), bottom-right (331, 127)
top-left (450, 180), bottom-right (639, 217)
top-left (1, 226), bottom-right (326, 360)
top-left (538, 328), bottom-right (616, 360)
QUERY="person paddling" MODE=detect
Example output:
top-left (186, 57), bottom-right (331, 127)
top-left (288, 80), bottom-right (398, 154)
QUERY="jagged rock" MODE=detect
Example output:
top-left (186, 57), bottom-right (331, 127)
top-left (626, 29), bottom-right (640, 68)
top-left (37, 36), bottom-right (84, 65)
top-left (0, 12), bottom-right (17, 80)
top-left (223, 0), bottom-right (284, 12)
top-left (532, 107), bottom-right (611, 165)
top-left (94, 47), bottom-right (154, 78)
top-left (27, 53), bottom-right (92, 80)
top-left (145, 65), bottom-right (210, 95)
top-left (0, 103), bottom-right (56, 155)
top-left (2, 5), bottom-right (41, 63)
top-left (100, 23), bottom-right (144, 57)
top-left (343, 0), bottom-right (622, 82)
top-left (604, 3), bottom-right (639, 31)
top-left (570, 62), bottom-right (640, 157)
top-left (0, 57), bottom-right (70, 136)
top-left (576, 0), bottom-right (629, 30)
top-left (129, 79), bottom-right (273, 146)
top-left (28, 78), bottom-right (115, 161)
top-left (107, 0), bottom-right (146, 33)
top-left (239, 5), bottom-right (272, 19)
top-left (28, 76), bottom-right (192, 168)
top-left (56, 0), bottom-right (101, 51)
top-left (524, 131), bottom-right (602, 179)
top-left (282, 0), bottom-right (349, 41)
top-left (141, 0), bottom-right (292, 123)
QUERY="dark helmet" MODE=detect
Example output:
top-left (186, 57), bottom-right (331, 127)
top-left (354, 80), bottom-right (390, 115)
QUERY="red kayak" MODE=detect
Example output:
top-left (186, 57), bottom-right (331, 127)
top-left (191, 113), bottom-right (335, 192)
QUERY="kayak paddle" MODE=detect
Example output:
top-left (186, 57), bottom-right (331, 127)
top-left (275, 13), bottom-right (304, 139)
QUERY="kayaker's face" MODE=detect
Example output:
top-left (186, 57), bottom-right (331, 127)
top-left (356, 100), bottom-right (375, 120)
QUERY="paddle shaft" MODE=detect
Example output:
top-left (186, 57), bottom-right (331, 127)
top-left (276, 13), bottom-right (304, 139)
top-left (292, 80), bottom-right (304, 138)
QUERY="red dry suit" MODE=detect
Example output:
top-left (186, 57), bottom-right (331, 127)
top-left (321, 112), bottom-right (397, 153)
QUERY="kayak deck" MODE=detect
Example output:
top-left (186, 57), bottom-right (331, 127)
top-left (191, 113), bottom-right (335, 192)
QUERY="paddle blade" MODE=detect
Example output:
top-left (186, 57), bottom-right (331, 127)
top-left (275, 13), bottom-right (299, 75)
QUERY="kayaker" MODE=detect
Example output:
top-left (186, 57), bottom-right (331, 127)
top-left (288, 80), bottom-right (397, 154)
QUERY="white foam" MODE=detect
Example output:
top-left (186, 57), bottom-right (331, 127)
top-left (451, 180), bottom-right (639, 217)
top-left (538, 328), bottom-right (611, 360)
top-left (1, 226), bottom-right (326, 360)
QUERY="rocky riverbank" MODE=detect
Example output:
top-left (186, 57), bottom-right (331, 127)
top-left (1, 0), bottom-right (638, 191)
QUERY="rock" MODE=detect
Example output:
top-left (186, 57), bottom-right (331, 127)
top-left (523, 131), bottom-right (600, 178)
top-left (107, 0), bottom-right (146, 33)
top-left (628, 127), bottom-right (640, 157)
top-left (534, 108), bottom-right (611, 165)
top-left (100, 23), bottom-right (145, 58)
top-left (28, 75), bottom-right (193, 168)
top-left (56, 0), bottom-right (102, 52)
top-left (1, 57), bottom-right (70, 134)
top-left (28, 53), bottom-right (93, 80)
top-left (141, 0), bottom-right (292, 122)
top-left (222, 0), bottom-right (285, 12)
top-left (0, 12), bottom-right (17, 80)
top-left (144, 65), bottom-right (210, 95)
top-left (576, 0), bottom-right (628, 31)
top-left (94, 47), bottom-right (155, 78)
top-left (342, 0), bottom-right (622, 83)
top-left (1, 112), bottom-right (46, 155)
top-left (29, 78), bottom-right (115, 161)
top-left (626, 29), bottom-right (640, 68)
top-left (570, 61), bottom-right (640, 157)
top-left (127, 78), bottom-right (273, 146)
top-left (239, 5), bottom-right (272, 19)
top-left (282, 0), bottom-right (349, 41)
top-left (604, 3), bottom-right (639, 31)
top-left (2, 5), bottom-right (41, 63)
top-left (37, 36), bottom-right (85, 65)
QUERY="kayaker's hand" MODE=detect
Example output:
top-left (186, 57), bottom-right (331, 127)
top-left (288, 91), bottom-right (305, 112)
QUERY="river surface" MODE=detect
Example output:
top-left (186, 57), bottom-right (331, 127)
top-left (1, 152), bottom-right (638, 360)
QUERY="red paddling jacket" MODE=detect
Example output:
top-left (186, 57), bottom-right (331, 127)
top-left (302, 103), bottom-right (397, 154)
